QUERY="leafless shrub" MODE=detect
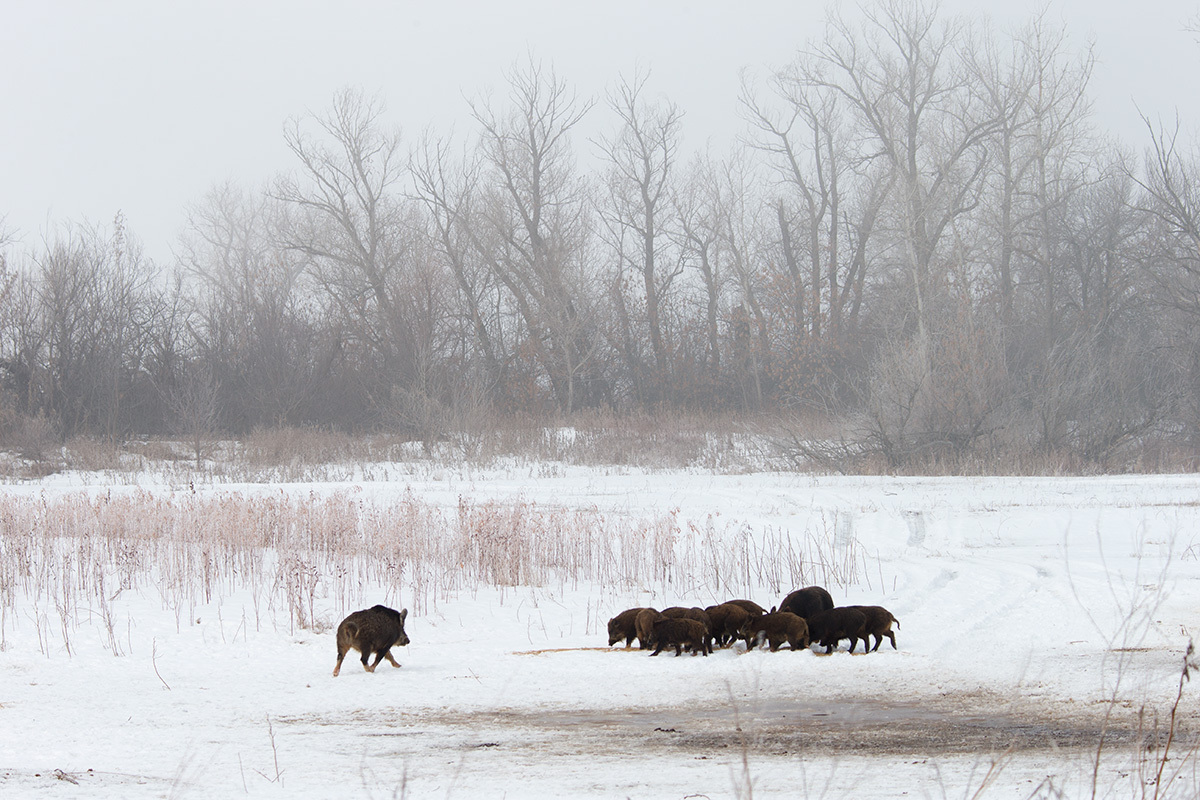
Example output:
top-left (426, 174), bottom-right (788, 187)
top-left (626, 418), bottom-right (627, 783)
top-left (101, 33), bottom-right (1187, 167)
top-left (61, 436), bottom-right (124, 471)
top-left (1130, 642), bottom-right (1200, 800)
top-left (241, 426), bottom-right (357, 467)
top-left (166, 365), bottom-right (221, 469)
top-left (766, 417), bottom-right (876, 475)
top-left (0, 410), bottom-right (59, 464)
top-left (863, 324), bottom-right (1009, 469)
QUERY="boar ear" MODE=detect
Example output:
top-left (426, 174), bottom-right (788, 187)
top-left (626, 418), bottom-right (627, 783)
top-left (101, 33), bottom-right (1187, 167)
top-left (770, 606), bottom-right (777, 614)
top-left (400, 608), bottom-right (408, 620)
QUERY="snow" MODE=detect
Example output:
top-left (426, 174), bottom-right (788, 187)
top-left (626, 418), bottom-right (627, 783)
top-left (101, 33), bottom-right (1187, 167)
top-left (1, 466), bottom-right (1198, 798)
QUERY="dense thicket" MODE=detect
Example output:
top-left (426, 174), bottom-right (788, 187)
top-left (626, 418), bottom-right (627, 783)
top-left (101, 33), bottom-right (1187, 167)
top-left (2, 3), bottom-right (1199, 470)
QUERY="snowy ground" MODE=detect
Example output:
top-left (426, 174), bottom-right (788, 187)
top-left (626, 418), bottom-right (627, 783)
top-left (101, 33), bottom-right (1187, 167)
top-left (1, 466), bottom-right (1198, 798)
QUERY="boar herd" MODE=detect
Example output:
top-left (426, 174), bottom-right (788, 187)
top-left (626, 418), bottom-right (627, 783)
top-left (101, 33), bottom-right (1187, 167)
top-left (606, 585), bottom-right (899, 657)
top-left (328, 585), bottom-right (898, 677)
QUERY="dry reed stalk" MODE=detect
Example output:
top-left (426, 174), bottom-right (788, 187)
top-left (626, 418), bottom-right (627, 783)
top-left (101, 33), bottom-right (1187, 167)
top-left (0, 489), bottom-right (868, 644)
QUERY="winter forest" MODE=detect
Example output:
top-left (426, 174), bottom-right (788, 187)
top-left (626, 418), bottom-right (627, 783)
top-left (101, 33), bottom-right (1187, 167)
top-left (3, 2), bottom-right (1200, 473)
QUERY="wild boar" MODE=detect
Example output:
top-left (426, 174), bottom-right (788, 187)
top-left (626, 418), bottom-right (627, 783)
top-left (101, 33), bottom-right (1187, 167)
top-left (804, 607), bottom-right (867, 655)
top-left (842, 605), bottom-right (899, 652)
top-left (661, 606), bottom-right (713, 649)
top-left (778, 586), bottom-right (835, 619)
top-left (608, 607), bottom-right (652, 648)
top-left (635, 608), bottom-right (663, 649)
top-left (705, 602), bottom-right (753, 647)
top-left (704, 603), bottom-right (740, 647)
top-left (650, 618), bottom-right (711, 657)
top-left (725, 599), bottom-right (767, 617)
top-left (740, 611), bottom-right (811, 652)
top-left (333, 605), bottom-right (410, 677)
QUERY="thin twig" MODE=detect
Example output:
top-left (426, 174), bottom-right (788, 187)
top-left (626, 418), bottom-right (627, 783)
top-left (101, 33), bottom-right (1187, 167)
top-left (151, 638), bottom-right (171, 691)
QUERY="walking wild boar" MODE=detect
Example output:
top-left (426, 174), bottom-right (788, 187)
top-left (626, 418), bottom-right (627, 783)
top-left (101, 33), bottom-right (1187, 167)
top-left (705, 602), bottom-right (753, 647)
top-left (805, 607), bottom-right (867, 654)
top-left (843, 605), bottom-right (900, 652)
top-left (333, 605), bottom-right (410, 677)
top-left (740, 611), bottom-right (811, 652)
top-left (650, 618), bottom-right (711, 657)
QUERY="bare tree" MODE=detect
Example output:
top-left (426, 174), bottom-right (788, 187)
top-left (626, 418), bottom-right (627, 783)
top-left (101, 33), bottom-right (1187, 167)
top-left (98, 212), bottom-right (164, 441)
top-left (975, 13), bottom-right (1094, 334)
top-left (718, 150), bottom-right (771, 409)
top-left (168, 362), bottom-right (219, 468)
top-left (410, 134), bottom-right (507, 404)
top-left (673, 153), bottom-right (729, 386)
top-left (274, 89), bottom-right (425, 417)
top-left (1136, 119), bottom-right (1200, 320)
top-left (744, 62), bottom-right (842, 341)
top-left (743, 54), bottom-right (893, 410)
top-left (810, 1), bottom-right (999, 339)
top-left (179, 184), bottom-right (332, 430)
top-left (1134, 117), bottom-right (1200, 443)
top-left (596, 69), bottom-right (685, 405)
top-left (469, 60), bottom-right (604, 411)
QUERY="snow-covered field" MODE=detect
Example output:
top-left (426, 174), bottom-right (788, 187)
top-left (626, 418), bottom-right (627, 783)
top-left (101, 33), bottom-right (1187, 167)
top-left (1, 463), bottom-right (1198, 798)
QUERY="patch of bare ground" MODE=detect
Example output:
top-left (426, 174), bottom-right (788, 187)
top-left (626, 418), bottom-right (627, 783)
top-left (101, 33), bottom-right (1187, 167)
top-left (280, 689), bottom-right (1197, 758)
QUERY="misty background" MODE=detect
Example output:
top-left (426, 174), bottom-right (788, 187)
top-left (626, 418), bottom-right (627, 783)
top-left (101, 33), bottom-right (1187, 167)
top-left (1, 0), bottom-right (1199, 473)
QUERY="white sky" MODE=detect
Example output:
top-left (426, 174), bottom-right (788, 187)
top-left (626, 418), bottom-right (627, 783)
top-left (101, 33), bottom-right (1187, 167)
top-left (1, 0), bottom-right (1197, 264)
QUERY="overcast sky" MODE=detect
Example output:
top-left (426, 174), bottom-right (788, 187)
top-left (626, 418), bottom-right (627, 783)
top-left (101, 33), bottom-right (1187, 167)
top-left (1, 0), bottom-right (1197, 264)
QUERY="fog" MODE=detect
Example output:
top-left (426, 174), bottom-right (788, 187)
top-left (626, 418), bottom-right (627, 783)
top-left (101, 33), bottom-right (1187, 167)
top-left (1, 0), bottom-right (1195, 261)
top-left (1, 0), bottom-right (1199, 473)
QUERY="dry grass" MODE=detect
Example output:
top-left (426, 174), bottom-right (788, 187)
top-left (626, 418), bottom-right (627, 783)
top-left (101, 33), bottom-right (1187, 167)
top-left (0, 412), bottom-right (776, 485)
top-left (0, 488), bottom-right (864, 652)
top-left (6, 408), bottom-right (1191, 485)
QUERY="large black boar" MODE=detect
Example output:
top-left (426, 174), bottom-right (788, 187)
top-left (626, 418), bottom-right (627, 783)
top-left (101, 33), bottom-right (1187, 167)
top-left (650, 618), bottom-right (711, 657)
top-left (740, 611), bottom-right (811, 652)
top-left (842, 605), bottom-right (899, 652)
top-left (608, 607), bottom-right (652, 648)
top-left (333, 605), bottom-right (410, 677)
top-left (778, 586), bottom-right (834, 619)
top-left (805, 607), bottom-right (867, 655)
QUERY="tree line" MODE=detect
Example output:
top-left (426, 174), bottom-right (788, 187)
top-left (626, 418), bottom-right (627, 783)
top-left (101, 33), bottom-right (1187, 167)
top-left (2, 2), bottom-right (1199, 470)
